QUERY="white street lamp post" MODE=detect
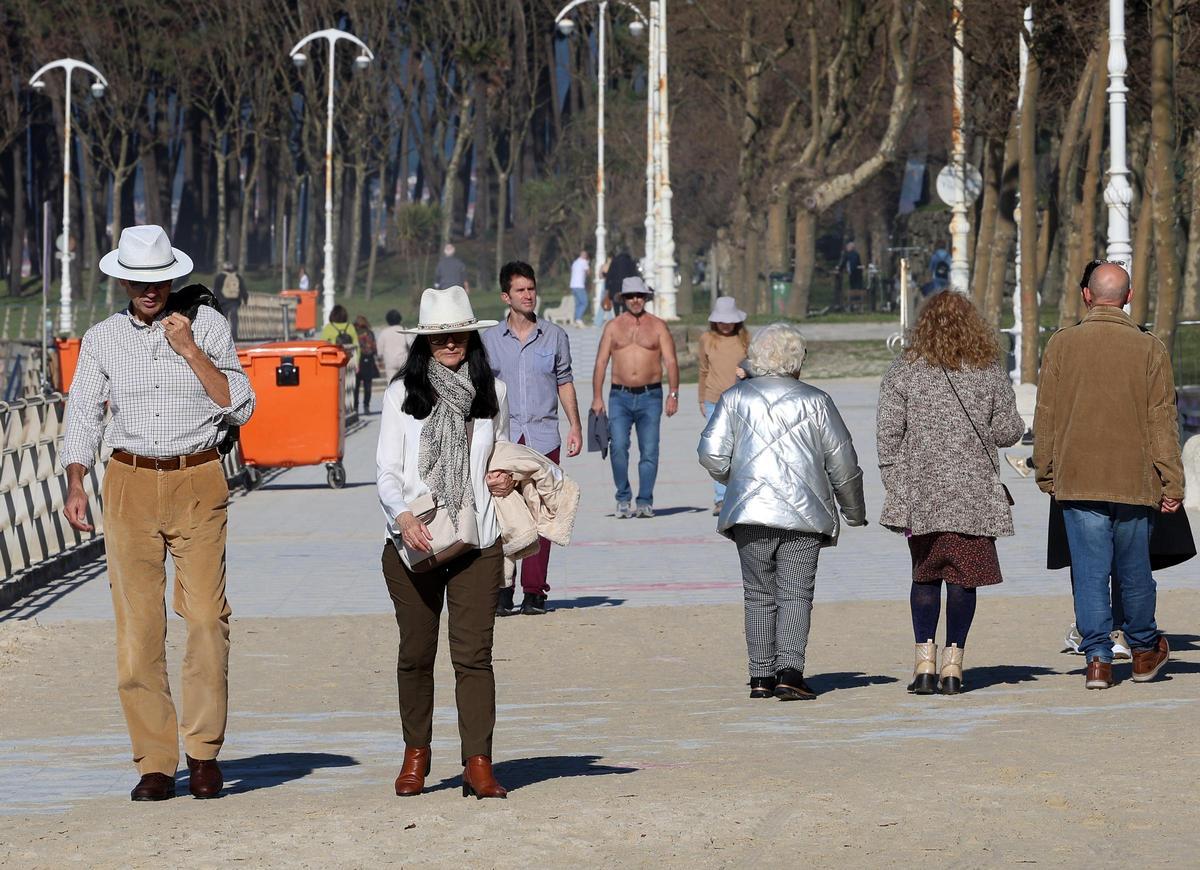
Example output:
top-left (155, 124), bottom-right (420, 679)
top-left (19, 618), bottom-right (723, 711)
top-left (643, 2), bottom-right (659, 287)
top-left (653, 0), bottom-right (677, 319)
top-left (1104, 0), bottom-right (1132, 268)
top-left (948, 0), bottom-right (970, 294)
top-left (557, 0), bottom-right (648, 320)
top-left (1012, 6), bottom-right (1032, 384)
top-left (289, 29), bottom-right (374, 326)
top-left (29, 59), bottom-right (107, 337)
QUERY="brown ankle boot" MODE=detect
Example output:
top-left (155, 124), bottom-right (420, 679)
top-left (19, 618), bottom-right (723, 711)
top-left (394, 746), bottom-right (431, 797)
top-left (461, 755), bottom-right (507, 799)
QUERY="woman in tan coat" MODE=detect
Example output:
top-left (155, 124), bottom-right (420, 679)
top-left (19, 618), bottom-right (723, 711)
top-left (876, 292), bottom-right (1024, 695)
top-left (698, 297), bottom-right (751, 515)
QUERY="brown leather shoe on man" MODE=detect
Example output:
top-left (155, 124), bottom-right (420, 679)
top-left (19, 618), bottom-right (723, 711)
top-left (1131, 635), bottom-right (1170, 683)
top-left (461, 755), bottom-right (507, 799)
top-left (186, 755), bottom-right (224, 799)
top-left (130, 772), bottom-right (176, 801)
top-left (1085, 659), bottom-right (1113, 690)
top-left (394, 746), bottom-right (432, 797)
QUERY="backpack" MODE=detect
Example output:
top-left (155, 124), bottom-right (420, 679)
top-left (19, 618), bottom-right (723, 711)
top-left (333, 324), bottom-right (355, 348)
top-left (219, 270), bottom-right (242, 301)
top-left (165, 283), bottom-right (239, 455)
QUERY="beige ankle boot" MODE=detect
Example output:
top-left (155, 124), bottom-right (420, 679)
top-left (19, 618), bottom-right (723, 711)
top-left (907, 640), bottom-right (938, 695)
top-left (940, 644), bottom-right (964, 695)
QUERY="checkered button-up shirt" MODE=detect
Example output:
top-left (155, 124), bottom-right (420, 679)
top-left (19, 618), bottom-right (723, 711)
top-left (61, 306), bottom-right (255, 468)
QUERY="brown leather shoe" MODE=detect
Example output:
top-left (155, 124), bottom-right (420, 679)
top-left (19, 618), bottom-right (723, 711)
top-left (1085, 659), bottom-right (1113, 690)
top-left (130, 772), bottom-right (176, 801)
top-left (186, 755), bottom-right (224, 799)
top-left (1132, 635), bottom-right (1170, 683)
top-left (394, 746), bottom-right (432, 797)
top-left (461, 755), bottom-right (507, 799)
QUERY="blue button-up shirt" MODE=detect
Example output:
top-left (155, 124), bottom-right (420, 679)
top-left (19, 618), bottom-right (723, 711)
top-left (481, 316), bottom-right (573, 454)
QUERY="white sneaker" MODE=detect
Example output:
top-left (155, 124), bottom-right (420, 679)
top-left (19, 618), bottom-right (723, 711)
top-left (1064, 623), bottom-right (1083, 654)
top-left (1111, 630), bottom-right (1132, 661)
top-left (1005, 453), bottom-right (1034, 478)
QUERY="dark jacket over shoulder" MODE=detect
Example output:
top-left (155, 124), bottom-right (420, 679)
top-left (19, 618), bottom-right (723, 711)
top-left (1033, 306), bottom-right (1184, 507)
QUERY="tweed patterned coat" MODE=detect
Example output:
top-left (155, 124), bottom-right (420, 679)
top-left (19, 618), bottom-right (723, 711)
top-left (876, 357), bottom-right (1024, 537)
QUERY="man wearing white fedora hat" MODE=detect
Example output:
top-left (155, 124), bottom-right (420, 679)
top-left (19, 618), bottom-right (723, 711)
top-left (61, 224), bottom-right (255, 801)
top-left (591, 276), bottom-right (679, 518)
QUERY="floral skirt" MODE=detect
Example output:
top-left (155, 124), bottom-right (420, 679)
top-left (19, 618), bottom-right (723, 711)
top-left (908, 532), bottom-right (1003, 588)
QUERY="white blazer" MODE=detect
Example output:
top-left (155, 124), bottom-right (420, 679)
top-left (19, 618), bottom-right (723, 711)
top-left (376, 378), bottom-right (509, 569)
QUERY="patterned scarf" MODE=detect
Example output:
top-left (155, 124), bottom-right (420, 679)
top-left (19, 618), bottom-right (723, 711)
top-left (418, 359), bottom-right (477, 525)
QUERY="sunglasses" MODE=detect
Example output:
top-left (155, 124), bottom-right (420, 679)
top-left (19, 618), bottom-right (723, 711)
top-left (1080, 258), bottom-right (1128, 290)
top-left (428, 332), bottom-right (470, 346)
top-left (625, 294), bottom-right (650, 301)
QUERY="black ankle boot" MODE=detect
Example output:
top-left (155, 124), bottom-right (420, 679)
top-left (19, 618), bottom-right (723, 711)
top-left (749, 676), bottom-right (777, 699)
top-left (774, 667), bottom-right (817, 701)
top-left (495, 587), bottom-right (518, 617)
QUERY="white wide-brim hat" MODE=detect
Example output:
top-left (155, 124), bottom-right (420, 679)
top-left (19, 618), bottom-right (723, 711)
top-left (403, 285), bottom-right (499, 335)
top-left (620, 276), bottom-right (654, 296)
top-left (99, 224), bottom-right (194, 283)
top-left (709, 296), bottom-right (747, 324)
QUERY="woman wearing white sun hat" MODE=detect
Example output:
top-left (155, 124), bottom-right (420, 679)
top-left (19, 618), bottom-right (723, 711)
top-left (698, 296), bottom-right (751, 515)
top-left (376, 285), bottom-right (514, 800)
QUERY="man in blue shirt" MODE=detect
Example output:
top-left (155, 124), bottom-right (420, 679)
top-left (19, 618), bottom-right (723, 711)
top-left (482, 261), bottom-right (583, 615)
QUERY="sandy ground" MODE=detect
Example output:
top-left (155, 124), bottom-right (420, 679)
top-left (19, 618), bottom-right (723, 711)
top-left (2, 591), bottom-right (1199, 868)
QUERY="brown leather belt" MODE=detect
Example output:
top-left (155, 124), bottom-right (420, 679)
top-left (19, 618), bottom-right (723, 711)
top-left (111, 448), bottom-right (221, 471)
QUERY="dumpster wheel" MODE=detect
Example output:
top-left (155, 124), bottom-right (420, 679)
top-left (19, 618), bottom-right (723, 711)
top-left (326, 462), bottom-right (347, 489)
top-left (243, 466), bottom-right (263, 492)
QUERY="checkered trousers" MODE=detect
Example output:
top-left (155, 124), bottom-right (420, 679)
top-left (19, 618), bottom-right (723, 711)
top-left (733, 524), bottom-right (823, 678)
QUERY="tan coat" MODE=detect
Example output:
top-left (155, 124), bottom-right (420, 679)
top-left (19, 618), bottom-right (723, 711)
top-left (1033, 306), bottom-right (1184, 506)
top-left (488, 441), bottom-right (581, 586)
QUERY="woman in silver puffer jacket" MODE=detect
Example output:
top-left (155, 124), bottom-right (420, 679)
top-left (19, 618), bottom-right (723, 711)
top-left (698, 323), bottom-right (867, 701)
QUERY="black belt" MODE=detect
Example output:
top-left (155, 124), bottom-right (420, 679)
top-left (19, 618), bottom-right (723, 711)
top-left (610, 383), bottom-right (662, 394)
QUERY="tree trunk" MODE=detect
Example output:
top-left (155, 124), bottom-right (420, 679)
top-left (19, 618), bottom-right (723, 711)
top-left (1150, 0), bottom-right (1181, 353)
top-left (1062, 50), bottom-right (1108, 328)
top-left (971, 137), bottom-right (1000, 307)
top-left (440, 94), bottom-right (474, 246)
top-left (678, 241), bottom-right (694, 316)
top-left (765, 198), bottom-right (788, 273)
top-left (1018, 52), bottom-right (1040, 384)
top-left (787, 209), bottom-right (818, 318)
top-left (8, 139), bottom-right (25, 297)
top-left (366, 156), bottom-right (386, 301)
top-left (344, 161), bottom-right (366, 299)
top-left (1131, 140), bottom-right (1155, 327)
top-left (107, 158), bottom-right (132, 306)
top-left (494, 169), bottom-right (510, 280)
top-left (238, 144), bottom-right (262, 274)
top-left (78, 143), bottom-right (100, 301)
top-left (1180, 137), bottom-right (1200, 321)
top-left (214, 149), bottom-right (228, 270)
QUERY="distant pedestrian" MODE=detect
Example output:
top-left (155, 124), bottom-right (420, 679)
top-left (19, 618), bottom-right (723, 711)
top-left (435, 243), bottom-right (470, 293)
top-left (697, 297), bottom-right (751, 515)
top-left (320, 304), bottom-right (359, 360)
top-left (354, 315), bottom-right (380, 414)
top-left (569, 249), bottom-right (590, 326)
top-left (1034, 261), bottom-right (1182, 690)
top-left (377, 309), bottom-right (414, 383)
top-left (376, 285), bottom-right (510, 799)
top-left (61, 225), bottom-right (256, 801)
top-left (482, 261), bottom-right (582, 616)
top-left (876, 291), bottom-right (1024, 696)
top-left (604, 249), bottom-right (638, 316)
top-left (298, 266), bottom-right (310, 291)
top-left (591, 277), bottom-right (679, 518)
top-left (699, 323), bottom-right (867, 701)
top-left (213, 260), bottom-right (247, 339)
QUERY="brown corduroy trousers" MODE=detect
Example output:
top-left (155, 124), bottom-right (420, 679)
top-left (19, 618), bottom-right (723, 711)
top-left (102, 458), bottom-right (231, 776)
top-left (382, 538), bottom-right (503, 762)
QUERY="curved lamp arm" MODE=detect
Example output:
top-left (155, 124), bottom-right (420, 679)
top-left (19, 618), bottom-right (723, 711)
top-left (289, 28), bottom-right (375, 61)
top-left (555, 0), bottom-right (648, 26)
top-left (29, 58), bottom-right (109, 88)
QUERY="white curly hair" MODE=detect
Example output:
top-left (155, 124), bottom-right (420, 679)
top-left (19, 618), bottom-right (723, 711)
top-left (747, 322), bottom-right (808, 377)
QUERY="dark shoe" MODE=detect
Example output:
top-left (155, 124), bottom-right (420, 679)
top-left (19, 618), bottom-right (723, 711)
top-left (1131, 635), bottom-right (1169, 683)
top-left (186, 755), bottom-right (223, 799)
top-left (495, 587), bottom-right (519, 617)
top-left (774, 668), bottom-right (817, 701)
top-left (749, 676), bottom-right (777, 699)
top-left (521, 593), bottom-right (548, 615)
top-left (394, 746), bottom-right (432, 797)
top-left (462, 755), bottom-right (507, 799)
top-left (130, 772), bottom-right (176, 802)
top-left (1085, 659), bottom-right (1114, 690)
top-left (712, 501), bottom-right (723, 516)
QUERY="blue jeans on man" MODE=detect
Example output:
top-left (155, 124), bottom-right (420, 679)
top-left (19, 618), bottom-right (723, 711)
top-left (571, 287), bottom-right (588, 322)
top-left (1060, 501), bottom-right (1159, 663)
top-left (608, 385), bottom-right (662, 508)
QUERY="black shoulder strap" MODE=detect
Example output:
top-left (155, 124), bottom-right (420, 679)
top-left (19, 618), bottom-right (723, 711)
top-left (941, 367), bottom-right (1001, 476)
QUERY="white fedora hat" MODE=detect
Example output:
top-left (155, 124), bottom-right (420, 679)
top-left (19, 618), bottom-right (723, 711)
top-left (99, 225), bottom-right (194, 283)
top-left (620, 276), bottom-right (654, 296)
top-left (709, 296), bottom-right (747, 324)
top-left (404, 285), bottom-right (499, 335)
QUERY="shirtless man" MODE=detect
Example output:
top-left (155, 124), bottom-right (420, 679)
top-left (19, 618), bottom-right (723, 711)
top-left (591, 276), bottom-right (679, 518)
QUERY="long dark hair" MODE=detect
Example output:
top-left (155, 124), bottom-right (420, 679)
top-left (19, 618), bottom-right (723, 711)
top-left (398, 332), bottom-right (500, 421)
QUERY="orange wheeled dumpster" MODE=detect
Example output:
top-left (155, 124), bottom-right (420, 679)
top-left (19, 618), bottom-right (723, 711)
top-left (236, 341), bottom-right (351, 488)
top-left (56, 338), bottom-right (82, 393)
top-left (280, 289), bottom-right (320, 334)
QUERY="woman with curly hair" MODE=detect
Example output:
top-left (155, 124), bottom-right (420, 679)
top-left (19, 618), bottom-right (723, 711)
top-left (876, 292), bottom-right (1024, 694)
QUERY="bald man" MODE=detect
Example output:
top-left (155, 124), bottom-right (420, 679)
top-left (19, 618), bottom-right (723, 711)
top-left (1033, 262), bottom-right (1182, 690)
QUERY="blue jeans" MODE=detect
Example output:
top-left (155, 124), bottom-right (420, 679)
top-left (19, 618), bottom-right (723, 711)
top-left (703, 401), bottom-right (727, 503)
top-left (571, 287), bottom-right (588, 321)
top-left (608, 386), bottom-right (662, 507)
top-left (1061, 501), bottom-right (1159, 663)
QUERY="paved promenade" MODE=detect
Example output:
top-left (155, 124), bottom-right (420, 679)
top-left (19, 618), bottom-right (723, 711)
top-left (1, 325), bottom-right (1198, 866)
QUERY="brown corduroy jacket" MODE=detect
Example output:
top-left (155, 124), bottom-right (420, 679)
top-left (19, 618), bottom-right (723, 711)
top-left (1033, 306), bottom-right (1184, 507)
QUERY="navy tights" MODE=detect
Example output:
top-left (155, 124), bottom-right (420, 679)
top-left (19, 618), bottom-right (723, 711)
top-left (910, 581), bottom-right (977, 648)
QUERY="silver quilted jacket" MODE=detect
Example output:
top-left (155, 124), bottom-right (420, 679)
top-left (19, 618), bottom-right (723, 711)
top-left (697, 376), bottom-right (867, 544)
